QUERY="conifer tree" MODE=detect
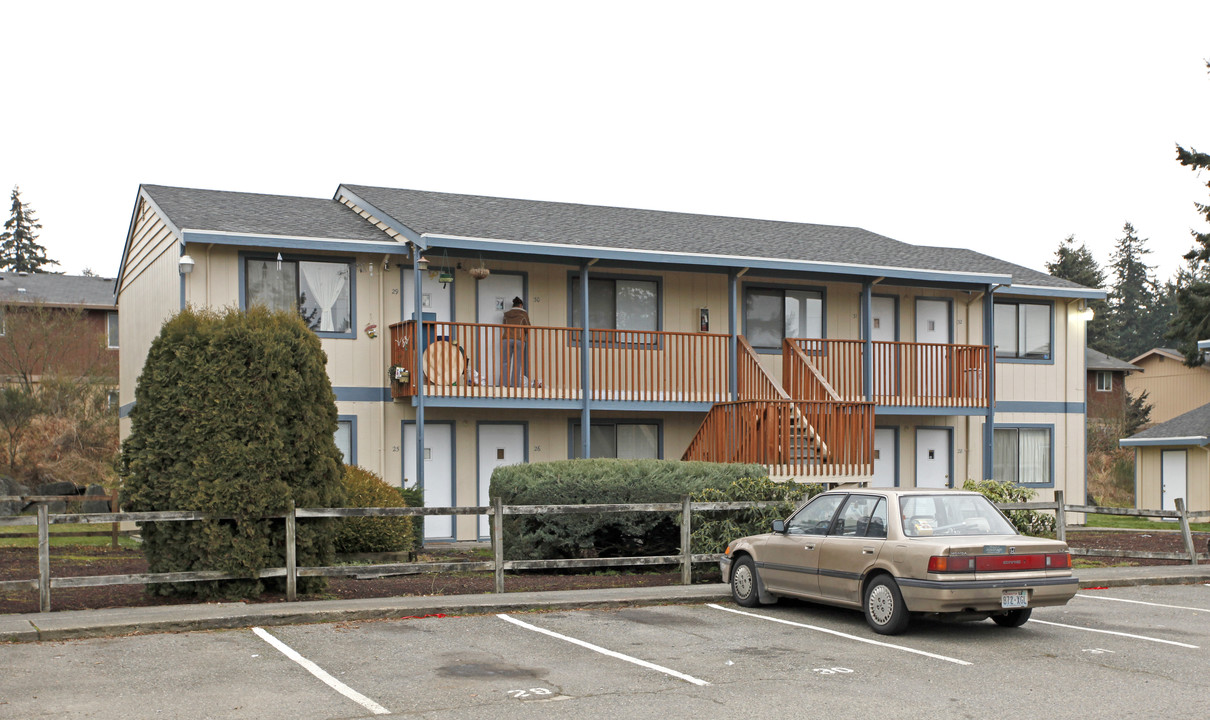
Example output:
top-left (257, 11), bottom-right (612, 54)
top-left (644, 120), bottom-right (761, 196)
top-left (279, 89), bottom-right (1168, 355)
top-left (1104, 223), bottom-right (1162, 360)
top-left (1046, 235), bottom-right (1109, 352)
top-left (0, 187), bottom-right (58, 273)
top-left (1169, 64), bottom-right (1210, 365)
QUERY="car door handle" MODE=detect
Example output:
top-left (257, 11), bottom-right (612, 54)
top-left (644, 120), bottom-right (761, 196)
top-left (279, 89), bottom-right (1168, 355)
top-left (803, 543), bottom-right (816, 551)
top-left (862, 547), bottom-right (876, 555)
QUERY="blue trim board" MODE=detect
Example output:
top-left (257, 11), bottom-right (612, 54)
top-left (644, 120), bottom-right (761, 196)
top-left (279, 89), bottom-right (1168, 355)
top-left (875, 405), bottom-right (988, 417)
top-left (334, 387), bottom-right (393, 402)
top-left (185, 230), bottom-right (407, 257)
top-left (997, 284), bottom-right (1105, 300)
top-left (995, 401), bottom-right (1085, 414)
top-left (119, 401), bottom-right (135, 419)
top-left (1119, 437), bottom-right (1209, 448)
top-left (421, 234), bottom-right (1013, 288)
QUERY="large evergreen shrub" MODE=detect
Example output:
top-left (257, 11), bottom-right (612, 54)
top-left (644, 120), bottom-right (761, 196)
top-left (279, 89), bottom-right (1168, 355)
top-left (963, 479), bottom-right (1056, 536)
top-left (333, 466), bottom-right (414, 554)
top-left (120, 307), bottom-right (345, 599)
top-left (688, 476), bottom-right (823, 554)
top-left (489, 459), bottom-right (767, 561)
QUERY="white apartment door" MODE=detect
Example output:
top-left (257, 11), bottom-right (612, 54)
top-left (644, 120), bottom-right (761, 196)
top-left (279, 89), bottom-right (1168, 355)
top-left (476, 273), bottom-right (526, 386)
top-left (870, 296), bottom-right (897, 400)
top-left (872, 428), bottom-right (897, 487)
top-left (402, 267), bottom-right (453, 323)
top-left (915, 299), bottom-right (951, 398)
top-left (404, 423), bottom-right (454, 541)
top-left (916, 428), bottom-right (951, 488)
top-left (1161, 450), bottom-right (1188, 514)
top-left (478, 424), bottom-right (526, 538)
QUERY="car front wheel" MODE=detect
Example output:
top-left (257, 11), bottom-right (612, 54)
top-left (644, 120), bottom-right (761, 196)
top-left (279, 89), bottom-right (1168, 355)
top-left (991, 608), bottom-right (1032, 627)
top-left (864, 575), bottom-right (910, 635)
top-left (730, 556), bottom-right (762, 608)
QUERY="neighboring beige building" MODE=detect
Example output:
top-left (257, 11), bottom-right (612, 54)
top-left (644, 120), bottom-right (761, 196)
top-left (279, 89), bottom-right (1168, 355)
top-left (1125, 348), bottom-right (1210, 425)
top-left (116, 184), bottom-right (1102, 542)
top-left (1121, 402), bottom-right (1210, 513)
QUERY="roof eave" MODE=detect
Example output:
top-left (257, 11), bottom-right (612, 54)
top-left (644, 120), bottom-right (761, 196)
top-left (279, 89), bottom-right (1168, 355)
top-left (1119, 436), bottom-right (1210, 447)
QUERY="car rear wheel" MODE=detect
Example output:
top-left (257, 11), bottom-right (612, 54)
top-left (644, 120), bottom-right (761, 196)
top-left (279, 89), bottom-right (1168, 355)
top-left (991, 608), bottom-right (1032, 627)
top-left (864, 575), bottom-right (910, 635)
top-left (730, 556), bottom-right (762, 608)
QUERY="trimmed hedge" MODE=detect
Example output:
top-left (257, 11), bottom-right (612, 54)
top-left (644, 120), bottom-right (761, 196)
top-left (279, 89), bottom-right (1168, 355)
top-left (689, 477), bottom-right (824, 554)
top-left (120, 306), bottom-right (346, 599)
top-left (963, 478), bottom-right (1056, 536)
top-left (333, 466), bottom-right (414, 554)
top-left (489, 459), bottom-right (767, 561)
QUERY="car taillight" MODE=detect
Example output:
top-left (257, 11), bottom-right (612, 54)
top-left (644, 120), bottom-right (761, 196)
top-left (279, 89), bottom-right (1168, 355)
top-left (1045, 553), bottom-right (1071, 568)
top-left (928, 556), bottom-right (975, 572)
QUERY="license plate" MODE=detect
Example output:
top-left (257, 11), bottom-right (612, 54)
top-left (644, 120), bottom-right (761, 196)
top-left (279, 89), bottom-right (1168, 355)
top-left (1001, 590), bottom-right (1029, 608)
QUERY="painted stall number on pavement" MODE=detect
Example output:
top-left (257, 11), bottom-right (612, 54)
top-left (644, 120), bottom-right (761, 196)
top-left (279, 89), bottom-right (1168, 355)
top-left (812, 667), bottom-right (854, 675)
top-left (508, 688), bottom-right (554, 700)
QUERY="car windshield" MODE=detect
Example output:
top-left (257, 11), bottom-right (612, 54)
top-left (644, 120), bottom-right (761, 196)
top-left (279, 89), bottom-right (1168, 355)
top-left (899, 494), bottom-right (1018, 537)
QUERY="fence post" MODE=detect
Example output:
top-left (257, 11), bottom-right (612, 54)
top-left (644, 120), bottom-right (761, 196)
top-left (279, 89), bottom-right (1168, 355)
top-left (285, 500), bottom-right (297, 601)
top-left (1054, 490), bottom-right (1065, 543)
top-left (681, 496), bottom-right (692, 585)
top-left (38, 503), bottom-right (50, 613)
top-left (110, 489), bottom-right (120, 550)
top-left (493, 496), bottom-right (505, 594)
top-left (1176, 498), bottom-right (1197, 566)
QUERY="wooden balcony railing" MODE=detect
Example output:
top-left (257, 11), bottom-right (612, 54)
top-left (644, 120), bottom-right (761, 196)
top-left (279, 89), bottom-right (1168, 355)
top-left (389, 321), bottom-right (731, 403)
top-left (737, 336), bottom-right (786, 401)
top-left (784, 338), bottom-right (990, 407)
top-left (682, 400), bottom-right (874, 477)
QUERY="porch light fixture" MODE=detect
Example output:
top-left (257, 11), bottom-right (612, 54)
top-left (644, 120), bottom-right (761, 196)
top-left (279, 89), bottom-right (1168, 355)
top-left (417, 255), bottom-right (429, 271)
top-left (179, 255), bottom-right (195, 275)
top-left (1077, 299), bottom-right (1094, 322)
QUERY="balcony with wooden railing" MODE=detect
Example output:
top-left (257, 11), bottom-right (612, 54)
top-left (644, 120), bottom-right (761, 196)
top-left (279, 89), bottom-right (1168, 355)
top-left (388, 320), bottom-right (732, 404)
top-left (783, 338), bottom-right (990, 408)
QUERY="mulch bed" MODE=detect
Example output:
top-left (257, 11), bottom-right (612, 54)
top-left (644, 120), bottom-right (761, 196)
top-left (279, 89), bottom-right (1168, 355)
top-left (2, 530), bottom-right (1205, 615)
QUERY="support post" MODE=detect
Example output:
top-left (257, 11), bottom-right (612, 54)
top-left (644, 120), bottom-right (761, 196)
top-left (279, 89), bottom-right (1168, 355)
top-left (414, 252), bottom-right (426, 493)
top-left (38, 504), bottom-right (50, 613)
top-left (493, 496), bottom-right (505, 593)
top-left (861, 281), bottom-right (873, 401)
top-left (285, 499), bottom-right (297, 601)
top-left (728, 270), bottom-right (739, 400)
top-left (1053, 490), bottom-right (1065, 542)
top-left (681, 496), bottom-right (693, 585)
top-left (1176, 498), bottom-right (1197, 565)
top-left (110, 488), bottom-right (119, 550)
top-left (982, 284), bottom-right (996, 481)
top-left (580, 263), bottom-right (592, 458)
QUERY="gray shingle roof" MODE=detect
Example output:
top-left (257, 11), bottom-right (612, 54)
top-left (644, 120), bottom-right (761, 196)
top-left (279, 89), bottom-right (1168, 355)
top-left (0, 273), bottom-right (116, 308)
top-left (1086, 348), bottom-right (1141, 372)
top-left (342, 185), bottom-right (1090, 289)
top-left (142, 185), bottom-right (390, 243)
top-left (1125, 401), bottom-right (1210, 444)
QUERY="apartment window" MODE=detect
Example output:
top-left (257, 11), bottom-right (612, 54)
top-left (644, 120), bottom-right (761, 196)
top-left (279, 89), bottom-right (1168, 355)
top-left (1095, 371), bottom-right (1112, 392)
top-left (571, 421), bottom-right (660, 459)
top-left (744, 286), bottom-right (823, 350)
top-left (106, 390), bottom-right (119, 409)
top-left (245, 256), bottom-right (353, 336)
top-left (106, 311), bottom-right (119, 349)
top-left (334, 418), bottom-right (355, 466)
top-left (570, 275), bottom-right (659, 331)
top-left (994, 300), bottom-right (1051, 360)
top-left (994, 426), bottom-right (1052, 485)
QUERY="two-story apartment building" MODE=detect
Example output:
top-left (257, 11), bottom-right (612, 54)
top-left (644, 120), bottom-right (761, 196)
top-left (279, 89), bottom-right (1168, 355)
top-left (116, 184), bottom-right (1102, 542)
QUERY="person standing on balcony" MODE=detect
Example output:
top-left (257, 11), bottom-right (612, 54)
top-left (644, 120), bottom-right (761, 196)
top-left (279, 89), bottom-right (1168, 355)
top-left (501, 296), bottom-right (530, 386)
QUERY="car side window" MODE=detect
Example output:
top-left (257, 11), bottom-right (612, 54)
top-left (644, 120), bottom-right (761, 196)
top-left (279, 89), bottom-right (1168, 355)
top-left (787, 494), bottom-right (845, 535)
top-left (829, 495), bottom-right (885, 537)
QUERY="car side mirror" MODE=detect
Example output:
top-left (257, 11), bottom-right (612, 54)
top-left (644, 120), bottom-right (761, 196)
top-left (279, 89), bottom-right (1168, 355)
top-left (772, 519), bottom-right (785, 534)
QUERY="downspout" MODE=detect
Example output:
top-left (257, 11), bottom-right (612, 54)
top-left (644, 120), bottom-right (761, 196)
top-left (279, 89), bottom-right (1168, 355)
top-left (413, 246), bottom-right (425, 493)
top-left (861, 281), bottom-right (873, 401)
top-left (982, 283), bottom-right (998, 481)
top-left (580, 261), bottom-right (594, 458)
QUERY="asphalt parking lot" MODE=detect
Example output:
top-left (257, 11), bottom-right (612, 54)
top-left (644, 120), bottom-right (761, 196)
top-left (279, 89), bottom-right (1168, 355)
top-left (3, 584), bottom-right (1209, 719)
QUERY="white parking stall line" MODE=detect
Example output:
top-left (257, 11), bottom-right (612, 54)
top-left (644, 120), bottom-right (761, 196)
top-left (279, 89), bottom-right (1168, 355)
top-left (707, 604), bottom-right (971, 666)
top-left (252, 627), bottom-right (391, 715)
top-left (1029, 620), bottom-right (1200, 648)
top-left (1075, 594), bottom-right (1210, 613)
top-left (496, 614), bottom-right (711, 686)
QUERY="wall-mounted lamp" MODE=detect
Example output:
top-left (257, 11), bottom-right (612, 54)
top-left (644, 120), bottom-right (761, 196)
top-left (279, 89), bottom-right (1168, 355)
top-left (1078, 299), bottom-right (1094, 322)
top-left (179, 254), bottom-right (195, 275)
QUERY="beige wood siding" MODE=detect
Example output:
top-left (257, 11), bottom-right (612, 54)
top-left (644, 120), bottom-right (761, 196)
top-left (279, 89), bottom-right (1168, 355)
top-left (117, 196), bottom-right (182, 439)
top-left (1125, 355), bottom-right (1210, 425)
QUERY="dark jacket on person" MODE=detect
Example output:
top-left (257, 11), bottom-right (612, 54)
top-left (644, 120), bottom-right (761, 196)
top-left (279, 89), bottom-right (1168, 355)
top-left (502, 307), bottom-right (530, 340)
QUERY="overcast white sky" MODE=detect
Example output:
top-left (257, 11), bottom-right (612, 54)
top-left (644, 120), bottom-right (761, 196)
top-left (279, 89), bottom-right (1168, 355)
top-left (6, 2), bottom-right (1210, 285)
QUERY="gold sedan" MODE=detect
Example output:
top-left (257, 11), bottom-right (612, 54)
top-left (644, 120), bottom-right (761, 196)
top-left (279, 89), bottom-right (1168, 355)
top-left (720, 488), bottom-right (1078, 634)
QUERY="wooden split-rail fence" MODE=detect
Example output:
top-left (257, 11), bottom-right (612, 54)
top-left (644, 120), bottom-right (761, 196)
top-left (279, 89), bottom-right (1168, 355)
top-left (2, 490), bottom-right (1208, 613)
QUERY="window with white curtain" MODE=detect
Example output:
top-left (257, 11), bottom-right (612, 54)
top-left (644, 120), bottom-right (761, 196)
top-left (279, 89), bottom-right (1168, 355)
top-left (571, 421), bottom-right (660, 459)
top-left (994, 300), bottom-right (1051, 360)
top-left (993, 427), bottom-right (1051, 485)
top-left (245, 256), bottom-right (353, 335)
top-left (744, 286), bottom-right (824, 350)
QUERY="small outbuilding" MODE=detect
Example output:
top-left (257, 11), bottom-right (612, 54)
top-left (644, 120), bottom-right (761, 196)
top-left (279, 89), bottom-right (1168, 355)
top-left (1120, 402), bottom-right (1210, 513)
